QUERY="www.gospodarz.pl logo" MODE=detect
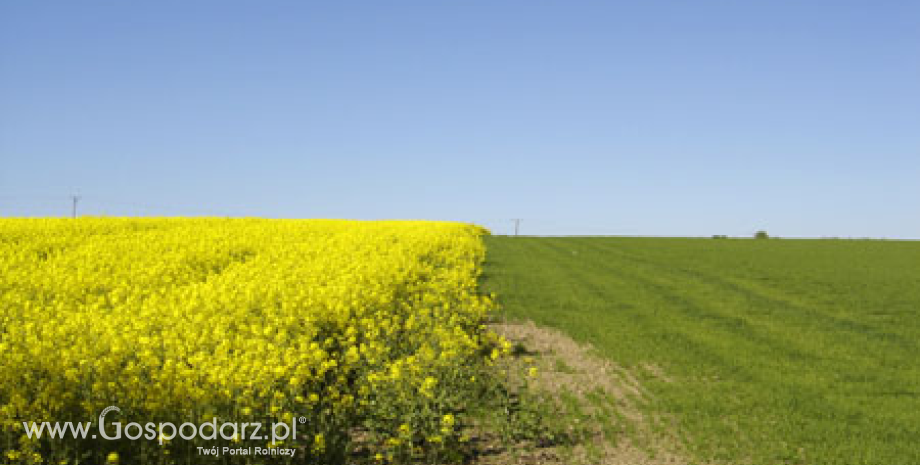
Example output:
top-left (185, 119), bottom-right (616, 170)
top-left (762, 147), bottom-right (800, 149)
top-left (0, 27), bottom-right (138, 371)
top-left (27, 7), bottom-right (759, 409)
top-left (22, 405), bottom-right (307, 445)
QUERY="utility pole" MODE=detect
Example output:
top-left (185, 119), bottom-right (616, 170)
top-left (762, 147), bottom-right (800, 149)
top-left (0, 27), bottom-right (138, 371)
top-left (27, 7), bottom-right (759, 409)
top-left (512, 218), bottom-right (522, 236)
top-left (71, 194), bottom-right (80, 218)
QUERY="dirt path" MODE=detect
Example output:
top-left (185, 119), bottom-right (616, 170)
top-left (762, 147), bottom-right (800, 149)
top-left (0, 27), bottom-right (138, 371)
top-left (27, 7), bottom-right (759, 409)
top-left (481, 321), bottom-right (693, 465)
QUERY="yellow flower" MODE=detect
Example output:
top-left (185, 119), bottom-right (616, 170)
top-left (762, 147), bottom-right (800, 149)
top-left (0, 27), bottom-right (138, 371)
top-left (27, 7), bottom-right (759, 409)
top-left (419, 376), bottom-right (438, 398)
top-left (0, 218), bottom-right (499, 464)
top-left (312, 433), bottom-right (325, 453)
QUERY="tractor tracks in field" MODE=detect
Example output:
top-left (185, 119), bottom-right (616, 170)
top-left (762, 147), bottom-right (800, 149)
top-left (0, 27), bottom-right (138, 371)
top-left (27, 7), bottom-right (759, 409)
top-left (563, 239), bottom-right (912, 370)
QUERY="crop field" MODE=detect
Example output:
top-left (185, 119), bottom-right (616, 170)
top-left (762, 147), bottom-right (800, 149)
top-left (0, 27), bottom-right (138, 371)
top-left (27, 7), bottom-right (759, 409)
top-left (4, 221), bottom-right (918, 465)
top-left (482, 236), bottom-right (920, 465)
top-left (0, 218), bottom-right (517, 464)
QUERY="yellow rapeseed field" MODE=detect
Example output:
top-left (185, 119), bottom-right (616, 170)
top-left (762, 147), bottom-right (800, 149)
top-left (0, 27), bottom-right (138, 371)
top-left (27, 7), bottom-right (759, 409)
top-left (0, 218), bottom-right (505, 464)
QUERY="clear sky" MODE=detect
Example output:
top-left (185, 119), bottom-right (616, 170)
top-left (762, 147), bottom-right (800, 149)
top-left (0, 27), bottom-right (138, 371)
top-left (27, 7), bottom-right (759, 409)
top-left (1, 1), bottom-right (918, 237)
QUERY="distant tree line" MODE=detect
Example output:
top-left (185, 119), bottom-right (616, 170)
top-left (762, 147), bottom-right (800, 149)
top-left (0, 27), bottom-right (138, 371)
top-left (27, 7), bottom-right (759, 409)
top-left (711, 231), bottom-right (770, 239)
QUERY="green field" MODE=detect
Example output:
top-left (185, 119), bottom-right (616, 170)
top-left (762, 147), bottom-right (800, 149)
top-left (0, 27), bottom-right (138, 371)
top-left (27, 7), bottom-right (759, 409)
top-left (482, 236), bottom-right (920, 465)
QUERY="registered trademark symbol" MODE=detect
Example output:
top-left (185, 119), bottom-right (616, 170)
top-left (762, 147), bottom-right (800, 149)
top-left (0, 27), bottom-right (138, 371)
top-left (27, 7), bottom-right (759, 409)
top-left (298, 417), bottom-right (307, 424)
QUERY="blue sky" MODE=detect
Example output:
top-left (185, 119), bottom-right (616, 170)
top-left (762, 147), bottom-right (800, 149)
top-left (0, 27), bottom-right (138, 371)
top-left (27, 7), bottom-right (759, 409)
top-left (1, 1), bottom-right (918, 237)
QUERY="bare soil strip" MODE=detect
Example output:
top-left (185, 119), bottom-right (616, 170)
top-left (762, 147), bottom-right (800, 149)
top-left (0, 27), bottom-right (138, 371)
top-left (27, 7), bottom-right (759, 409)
top-left (483, 320), bottom-right (692, 465)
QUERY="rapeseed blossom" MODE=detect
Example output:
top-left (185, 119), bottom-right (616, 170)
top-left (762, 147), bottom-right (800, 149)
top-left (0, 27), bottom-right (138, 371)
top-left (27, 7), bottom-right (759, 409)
top-left (0, 218), bottom-right (497, 464)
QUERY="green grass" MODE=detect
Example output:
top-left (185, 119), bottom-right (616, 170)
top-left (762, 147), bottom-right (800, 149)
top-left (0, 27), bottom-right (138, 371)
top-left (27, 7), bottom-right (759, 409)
top-left (482, 236), bottom-right (920, 465)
